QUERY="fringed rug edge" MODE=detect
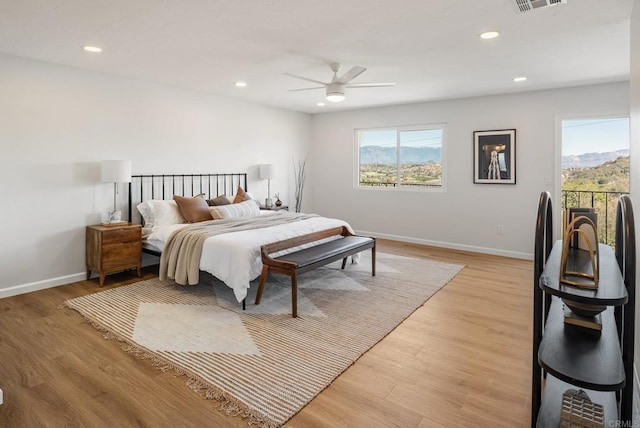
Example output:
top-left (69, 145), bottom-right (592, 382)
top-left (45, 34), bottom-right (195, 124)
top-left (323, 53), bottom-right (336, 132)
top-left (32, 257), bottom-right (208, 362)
top-left (61, 301), bottom-right (283, 428)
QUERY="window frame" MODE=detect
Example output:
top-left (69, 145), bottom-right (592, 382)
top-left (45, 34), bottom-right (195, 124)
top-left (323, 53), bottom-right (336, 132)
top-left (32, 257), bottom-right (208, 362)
top-left (354, 123), bottom-right (447, 192)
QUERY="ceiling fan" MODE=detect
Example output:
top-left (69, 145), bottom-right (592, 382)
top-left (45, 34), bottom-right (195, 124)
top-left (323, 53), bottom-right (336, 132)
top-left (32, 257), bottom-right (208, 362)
top-left (285, 63), bottom-right (396, 102)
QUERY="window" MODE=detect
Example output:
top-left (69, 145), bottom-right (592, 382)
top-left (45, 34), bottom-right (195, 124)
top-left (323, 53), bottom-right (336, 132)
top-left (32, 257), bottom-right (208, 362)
top-left (560, 116), bottom-right (629, 245)
top-left (356, 124), bottom-right (445, 189)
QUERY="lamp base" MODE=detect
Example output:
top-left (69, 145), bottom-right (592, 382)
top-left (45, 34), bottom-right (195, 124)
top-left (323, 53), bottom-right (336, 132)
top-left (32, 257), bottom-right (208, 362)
top-left (107, 210), bottom-right (123, 223)
top-left (265, 198), bottom-right (273, 208)
top-left (103, 210), bottom-right (126, 226)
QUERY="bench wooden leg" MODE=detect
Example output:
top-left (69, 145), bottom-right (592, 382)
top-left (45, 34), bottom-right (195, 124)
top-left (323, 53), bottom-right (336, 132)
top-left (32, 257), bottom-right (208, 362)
top-left (341, 257), bottom-right (348, 269)
top-left (291, 272), bottom-right (298, 318)
top-left (255, 265), bottom-right (269, 305)
top-left (372, 245), bottom-right (376, 276)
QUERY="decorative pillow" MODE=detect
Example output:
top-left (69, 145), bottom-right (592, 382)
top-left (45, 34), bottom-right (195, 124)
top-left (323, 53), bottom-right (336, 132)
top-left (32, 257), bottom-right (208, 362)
top-left (136, 201), bottom-right (155, 227)
top-left (232, 186), bottom-right (251, 204)
top-left (244, 192), bottom-right (261, 208)
top-left (207, 195), bottom-right (231, 206)
top-left (209, 199), bottom-right (260, 220)
top-left (149, 200), bottom-right (185, 227)
top-left (173, 194), bottom-right (213, 223)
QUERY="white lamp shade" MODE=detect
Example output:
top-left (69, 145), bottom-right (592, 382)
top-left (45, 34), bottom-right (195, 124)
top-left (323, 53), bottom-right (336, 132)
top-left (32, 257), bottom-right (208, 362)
top-left (101, 160), bottom-right (132, 183)
top-left (259, 164), bottom-right (274, 180)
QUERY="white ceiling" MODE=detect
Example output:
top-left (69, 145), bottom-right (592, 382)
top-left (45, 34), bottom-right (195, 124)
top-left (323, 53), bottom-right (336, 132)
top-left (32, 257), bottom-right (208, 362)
top-left (0, 0), bottom-right (633, 114)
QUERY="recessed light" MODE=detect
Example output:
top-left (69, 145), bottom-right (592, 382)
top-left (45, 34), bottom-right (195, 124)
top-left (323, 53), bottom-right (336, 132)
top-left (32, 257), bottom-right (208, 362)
top-left (480, 31), bottom-right (500, 40)
top-left (234, 81), bottom-right (247, 87)
top-left (316, 102), bottom-right (325, 107)
top-left (83, 46), bottom-right (102, 53)
top-left (513, 76), bottom-right (527, 82)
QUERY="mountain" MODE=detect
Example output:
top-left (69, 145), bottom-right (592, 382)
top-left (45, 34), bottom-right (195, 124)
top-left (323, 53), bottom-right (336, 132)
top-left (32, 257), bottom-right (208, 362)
top-left (360, 146), bottom-right (441, 165)
top-left (562, 149), bottom-right (629, 169)
top-left (562, 156), bottom-right (629, 192)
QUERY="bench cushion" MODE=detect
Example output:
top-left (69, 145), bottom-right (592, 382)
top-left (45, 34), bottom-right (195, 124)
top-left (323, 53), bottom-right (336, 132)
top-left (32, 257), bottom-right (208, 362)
top-left (275, 236), bottom-right (374, 269)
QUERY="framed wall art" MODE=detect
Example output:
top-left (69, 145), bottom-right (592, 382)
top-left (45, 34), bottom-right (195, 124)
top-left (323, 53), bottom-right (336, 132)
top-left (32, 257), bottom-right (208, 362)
top-left (473, 129), bottom-right (516, 184)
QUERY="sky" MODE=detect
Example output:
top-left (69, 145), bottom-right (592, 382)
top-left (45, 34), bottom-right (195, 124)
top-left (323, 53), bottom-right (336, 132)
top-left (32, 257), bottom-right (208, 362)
top-left (358, 129), bottom-right (443, 148)
top-left (562, 117), bottom-right (629, 156)
top-left (359, 119), bottom-right (629, 155)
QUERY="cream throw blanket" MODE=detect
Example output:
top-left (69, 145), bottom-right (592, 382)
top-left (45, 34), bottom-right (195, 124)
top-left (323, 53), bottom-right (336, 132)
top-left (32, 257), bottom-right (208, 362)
top-left (159, 213), bottom-right (317, 286)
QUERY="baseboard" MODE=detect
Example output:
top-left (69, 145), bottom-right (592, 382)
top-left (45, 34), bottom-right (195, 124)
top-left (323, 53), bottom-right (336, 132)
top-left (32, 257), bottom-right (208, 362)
top-left (0, 272), bottom-right (86, 299)
top-left (0, 236), bottom-right (526, 300)
top-left (354, 230), bottom-right (533, 260)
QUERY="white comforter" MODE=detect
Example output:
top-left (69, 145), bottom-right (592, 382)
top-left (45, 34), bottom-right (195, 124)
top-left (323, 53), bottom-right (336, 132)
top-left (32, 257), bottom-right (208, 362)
top-left (146, 213), bottom-right (353, 302)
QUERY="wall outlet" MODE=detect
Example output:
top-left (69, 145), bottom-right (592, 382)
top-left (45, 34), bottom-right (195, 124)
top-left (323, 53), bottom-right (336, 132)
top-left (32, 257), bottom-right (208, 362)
top-left (497, 225), bottom-right (505, 235)
top-left (544, 175), bottom-right (552, 186)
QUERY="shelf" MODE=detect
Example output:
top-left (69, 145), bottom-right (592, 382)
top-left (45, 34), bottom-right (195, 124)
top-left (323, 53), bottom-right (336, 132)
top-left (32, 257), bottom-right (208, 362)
top-left (538, 298), bottom-right (624, 391)
top-left (536, 375), bottom-right (617, 428)
top-left (532, 193), bottom-right (635, 426)
top-left (540, 240), bottom-right (627, 306)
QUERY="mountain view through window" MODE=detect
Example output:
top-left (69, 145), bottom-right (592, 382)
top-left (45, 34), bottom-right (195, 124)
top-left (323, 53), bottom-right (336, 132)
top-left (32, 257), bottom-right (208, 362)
top-left (562, 117), bottom-right (629, 245)
top-left (357, 126), bottom-right (444, 188)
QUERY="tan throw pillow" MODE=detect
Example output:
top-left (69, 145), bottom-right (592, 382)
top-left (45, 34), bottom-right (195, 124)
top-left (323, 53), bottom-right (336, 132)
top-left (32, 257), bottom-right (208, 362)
top-left (232, 186), bottom-right (251, 204)
top-left (207, 195), bottom-right (231, 206)
top-left (173, 194), bottom-right (213, 223)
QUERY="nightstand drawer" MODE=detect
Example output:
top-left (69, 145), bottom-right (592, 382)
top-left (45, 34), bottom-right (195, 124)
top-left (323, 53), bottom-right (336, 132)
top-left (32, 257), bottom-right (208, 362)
top-left (102, 227), bottom-right (141, 244)
top-left (102, 242), bottom-right (141, 270)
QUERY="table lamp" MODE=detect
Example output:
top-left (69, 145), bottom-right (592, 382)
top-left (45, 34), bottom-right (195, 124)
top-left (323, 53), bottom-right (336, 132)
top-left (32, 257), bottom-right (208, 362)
top-left (259, 164), bottom-right (274, 207)
top-left (101, 160), bottom-right (132, 223)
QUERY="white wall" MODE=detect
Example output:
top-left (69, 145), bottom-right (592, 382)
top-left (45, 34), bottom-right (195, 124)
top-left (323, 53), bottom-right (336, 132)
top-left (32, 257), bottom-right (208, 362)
top-left (309, 82), bottom-right (629, 258)
top-left (0, 53), bottom-right (311, 297)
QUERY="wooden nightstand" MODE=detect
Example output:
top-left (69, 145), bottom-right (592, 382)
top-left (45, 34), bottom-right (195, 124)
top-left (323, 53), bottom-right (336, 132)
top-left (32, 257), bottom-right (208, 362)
top-left (86, 223), bottom-right (142, 286)
top-left (260, 205), bottom-right (289, 211)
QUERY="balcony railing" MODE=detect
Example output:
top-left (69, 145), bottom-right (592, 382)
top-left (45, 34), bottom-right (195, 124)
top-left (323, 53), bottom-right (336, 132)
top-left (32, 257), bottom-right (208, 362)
top-left (359, 181), bottom-right (441, 188)
top-left (561, 189), bottom-right (629, 246)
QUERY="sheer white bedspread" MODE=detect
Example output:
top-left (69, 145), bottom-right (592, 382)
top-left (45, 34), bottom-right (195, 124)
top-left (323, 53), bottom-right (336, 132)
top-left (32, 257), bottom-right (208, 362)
top-left (145, 214), bottom-right (353, 302)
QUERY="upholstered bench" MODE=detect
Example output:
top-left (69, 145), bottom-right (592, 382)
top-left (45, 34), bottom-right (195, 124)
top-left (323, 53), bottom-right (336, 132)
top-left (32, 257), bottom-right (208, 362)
top-left (255, 226), bottom-right (376, 317)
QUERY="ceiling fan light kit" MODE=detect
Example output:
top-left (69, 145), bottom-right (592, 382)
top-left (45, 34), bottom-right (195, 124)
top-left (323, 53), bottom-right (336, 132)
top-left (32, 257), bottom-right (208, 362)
top-left (326, 93), bottom-right (345, 102)
top-left (286, 63), bottom-right (395, 103)
top-left (326, 83), bottom-right (346, 102)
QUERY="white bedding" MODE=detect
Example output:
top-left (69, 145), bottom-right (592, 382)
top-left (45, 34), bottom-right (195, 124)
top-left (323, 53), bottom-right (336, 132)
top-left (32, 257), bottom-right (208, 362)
top-left (146, 213), bottom-right (353, 302)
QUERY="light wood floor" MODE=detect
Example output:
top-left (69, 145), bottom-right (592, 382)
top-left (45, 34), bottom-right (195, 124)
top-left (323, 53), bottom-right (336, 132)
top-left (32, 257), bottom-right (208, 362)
top-left (0, 240), bottom-right (533, 427)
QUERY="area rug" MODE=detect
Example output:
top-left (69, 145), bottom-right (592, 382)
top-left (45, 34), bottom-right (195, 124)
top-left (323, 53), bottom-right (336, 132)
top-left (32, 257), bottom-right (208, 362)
top-left (64, 252), bottom-right (463, 427)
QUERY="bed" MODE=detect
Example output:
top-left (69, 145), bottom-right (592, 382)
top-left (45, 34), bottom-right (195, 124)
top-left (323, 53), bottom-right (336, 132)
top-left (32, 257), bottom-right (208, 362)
top-left (127, 173), bottom-right (353, 303)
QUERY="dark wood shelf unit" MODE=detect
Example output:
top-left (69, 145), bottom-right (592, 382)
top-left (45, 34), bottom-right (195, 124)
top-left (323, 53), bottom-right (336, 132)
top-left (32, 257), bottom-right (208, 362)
top-left (536, 375), bottom-right (618, 428)
top-left (538, 298), bottom-right (624, 390)
top-left (531, 192), bottom-right (636, 427)
top-left (540, 241), bottom-right (627, 306)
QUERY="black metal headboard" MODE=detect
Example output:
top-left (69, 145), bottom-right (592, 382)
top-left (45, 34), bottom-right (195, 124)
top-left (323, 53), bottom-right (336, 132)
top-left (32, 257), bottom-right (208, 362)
top-left (127, 173), bottom-right (248, 223)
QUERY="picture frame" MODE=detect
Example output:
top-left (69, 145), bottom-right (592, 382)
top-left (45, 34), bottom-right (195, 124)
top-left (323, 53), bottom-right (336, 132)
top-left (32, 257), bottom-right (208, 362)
top-left (473, 129), bottom-right (516, 184)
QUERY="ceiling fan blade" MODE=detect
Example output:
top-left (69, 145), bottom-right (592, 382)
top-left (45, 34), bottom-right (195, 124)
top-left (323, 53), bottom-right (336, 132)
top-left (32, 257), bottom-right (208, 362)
top-left (288, 86), bottom-right (325, 92)
top-left (346, 82), bottom-right (396, 88)
top-left (336, 66), bottom-right (367, 84)
top-left (283, 72), bottom-right (329, 86)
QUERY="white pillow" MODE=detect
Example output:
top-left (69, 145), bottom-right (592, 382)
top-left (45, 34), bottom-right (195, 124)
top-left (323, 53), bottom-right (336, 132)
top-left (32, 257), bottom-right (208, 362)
top-left (152, 200), bottom-right (185, 226)
top-left (209, 199), bottom-right (260, 220)
top-left (136, 201), bottom-right (155, 227)
top-left (137, 200), bottom-right (186, 228)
